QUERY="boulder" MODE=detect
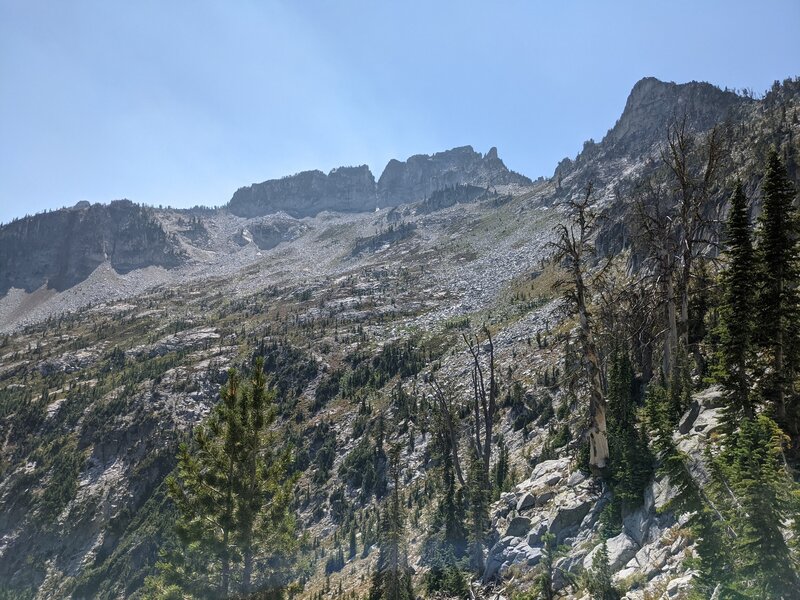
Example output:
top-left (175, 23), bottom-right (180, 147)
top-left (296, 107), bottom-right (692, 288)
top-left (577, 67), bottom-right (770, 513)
top-left (623, 506), bottom-right (652, 547)
top-left (549, 492), bottom-right (594, 541)
top-left (567, 470), bottom-right (587, 487)
top-left (516, 493), bottom-right (536, 512)
top-left (583, 533), bottom-right (639, 572)
top-left (526, 521), bottom-right (548, 546)
top-left (485, 536), bottom-right (542, 580)
top-left (631, 543), bottom-right (670, 578)
top-left (666, 573), bottom-right (694, 596)
top-left (694, 386), bottom-right (723, 408)
top-left (505, 516), bottom-right (532, 538)
top-left (645, 477), bottom-right (677, 513)
top-left (529, 458), bottom-right (570, 487)
top-left (535, 490), bottom-right (556, 507)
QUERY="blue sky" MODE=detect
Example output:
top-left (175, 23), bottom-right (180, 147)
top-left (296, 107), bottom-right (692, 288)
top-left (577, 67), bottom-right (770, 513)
top-left (1, 1), bottom-right (798, 224)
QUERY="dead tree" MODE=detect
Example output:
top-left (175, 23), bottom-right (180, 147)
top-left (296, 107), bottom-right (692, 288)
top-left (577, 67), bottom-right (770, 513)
top-left (662, 119), bottom-right (723, 348)
top-left (429, 377), bottom-right (466, 487)
top-left (633, 178), bottom-right (680, 379)
top-left (632, 119), bottom-right (723, 379)
top-left (595, 257), bottom-right (660, 384)
top-left (464, 326), bottom-right (498, 482)
top-left (552, 184), bottom-right (609, 471)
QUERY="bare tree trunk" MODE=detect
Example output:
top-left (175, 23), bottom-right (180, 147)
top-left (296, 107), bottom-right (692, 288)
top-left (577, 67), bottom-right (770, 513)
top-left (663, 266), bottom-right (677, 379)
top-left (776, 314), bottom-right (786, 424)
top-left (242, 544), bottom-right (254, 594)
top-left (221, 452), bottom-right (235, 597)
top-left (221, 528), bottom-right (231, 597)
top-left (465, 328), bottom-right (498, 483)
top-left (663, 119), bottom-right (722, 360)
top-left (551, 185), bottom-right (609, 472)
top-left (430, 379), bottom-right (466, 487)
top-left (579, 298), bottom-right (609, 469)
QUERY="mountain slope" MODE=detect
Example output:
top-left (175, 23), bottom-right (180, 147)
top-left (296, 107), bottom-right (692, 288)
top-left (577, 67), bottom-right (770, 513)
top-left (0, 76), bottom-right (798, 600)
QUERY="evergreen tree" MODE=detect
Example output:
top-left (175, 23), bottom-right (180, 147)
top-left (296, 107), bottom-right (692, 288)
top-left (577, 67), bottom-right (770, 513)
top-left (466, 447), bottom-right (490, 577)
top-left (348, 526), bottom-right (357, 560)
top-left (369, 447), bottom-right (414, 600)
top-left (709, 415), bottom-right (800, 597)
top-left (606, 350), bottom-right (652, 510)
top-left (534, 533), bottom-right (561, 600)
top-left (717, 181), bottom-right (757, 420)
top-left (421, 419), bottom-right (467, 596)
top-left (584, 541), bottom-right (619, 600)
top-left (756, 150), bottom-right (800, 440)
top-left (642, 383), bottom-right (733, 593)
top-left (154, 359), bottom-right (297, 598)
top-left (492, 435), bottom-right (512, 498)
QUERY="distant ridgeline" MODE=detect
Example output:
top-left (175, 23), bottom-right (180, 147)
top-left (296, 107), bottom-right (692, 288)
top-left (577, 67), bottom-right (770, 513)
top-left (227, 145), bottom-right (531, 218)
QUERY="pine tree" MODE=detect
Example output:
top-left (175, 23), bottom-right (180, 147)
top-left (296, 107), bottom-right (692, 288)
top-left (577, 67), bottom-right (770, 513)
top-left (534, 533), bottom-right (560, 600)
top-left (606, 349), bottom-right (652, 510)
top-left (466, 446), bottom-right (490, 577)
top-left (717, 181), bottom-right (757, 420)
top-left (642, 383), bottom-right (732, 592)
top-left (421, 419), bottom-right (467, 596)
top-left (348, 526), bottom-right (357, 560)
top-left (492, 436), bottom-right (510, 498)
top-left (369, 447), bottom-right (414, 600)
top-left (585, 541), bottom-right (619, 600)
top-left (156, 358), bottom-right (297, 597)
top-left (756, 150), bottom-right (800, 440)
top-left (709, 415), bottom-right (800, 597)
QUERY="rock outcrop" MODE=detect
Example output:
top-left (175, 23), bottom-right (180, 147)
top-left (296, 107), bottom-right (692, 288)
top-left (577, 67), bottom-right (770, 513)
top-left (227, 146), bottom-right (531, 218)
top-left (235, 217), bottom-right (310, 250)
top-left (378, 146), bottom-right (531, 207)
top-left (486, 387), bottom-right (727, 598)
top-left (0, 200), bottom-right (185, 294)
top-left (604, 77), bottom-right (750, 156)
top-left (228, 165), bottom-right (378, 218)
top-left (554, 77), bottom-right (753, 179)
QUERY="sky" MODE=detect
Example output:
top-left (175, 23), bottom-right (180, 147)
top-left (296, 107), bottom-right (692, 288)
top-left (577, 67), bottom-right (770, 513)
top-left (1, 1), bottom-right (798, 224)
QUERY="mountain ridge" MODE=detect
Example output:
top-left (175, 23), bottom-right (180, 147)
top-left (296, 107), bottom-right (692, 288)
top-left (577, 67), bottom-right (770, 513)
top-left (0, 75), bottom-right (798, 600)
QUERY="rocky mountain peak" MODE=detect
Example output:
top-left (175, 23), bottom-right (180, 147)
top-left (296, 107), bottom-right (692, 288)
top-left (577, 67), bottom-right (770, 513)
top-left (376, 145), bottom-right (531, 206)
top-left (228, 165), bottom-right (377, 219)
top-left (604, 76), bottom-right (751, 155)
top-left (228, 146), bottom-right (531, 218)
top-left (554, 77), bottom-right (753, 180)
top-left (0, 201), bottom-right (185, 295)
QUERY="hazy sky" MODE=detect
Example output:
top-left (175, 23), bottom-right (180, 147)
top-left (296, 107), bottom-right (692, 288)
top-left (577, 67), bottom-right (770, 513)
top-left (1, 1), bottom-right (798, 223)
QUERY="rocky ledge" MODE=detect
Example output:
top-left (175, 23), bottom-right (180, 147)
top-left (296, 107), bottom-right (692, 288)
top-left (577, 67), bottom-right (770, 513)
top-left (486, 386), bottom-right (725, 599)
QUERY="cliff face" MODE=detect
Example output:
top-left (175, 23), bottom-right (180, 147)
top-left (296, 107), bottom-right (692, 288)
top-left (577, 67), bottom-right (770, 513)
top-left (227, 165), bottom-right (377, 218)
top-left (227, 146), bottom-right (531, 218)
top-left (377, 145), bottom-right (532, 206)
top-left (0, 200), bottom-right (185, 294)
top-left (605, 77), bottom-right (751, 155)
top-left (554, 77), bottom-right (754, 180)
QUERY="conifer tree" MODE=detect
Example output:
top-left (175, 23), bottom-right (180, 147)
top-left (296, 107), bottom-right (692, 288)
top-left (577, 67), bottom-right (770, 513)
top-left (155, 358), bottom-right (297, 598)
top-left (709, 415), bottom-right (800, 597)
top-left (643, 385), bottom-right (732, 595)
top-left (369, 447), bottom-right (414, 600)
top-left (717, 181), bottom-right (757, 419)
top-left (606, 350), bottom-right (652, 509)
top-left (421, 418), bottom-right (467, 595)
top-left (348, 526), bottom-right (357, 560)
top-left (756, 150), bottom-right (800, 439)
top-left (466, 447), bottom-right (490, 578)
top-left (585, 541), bottom-right (618, 600)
